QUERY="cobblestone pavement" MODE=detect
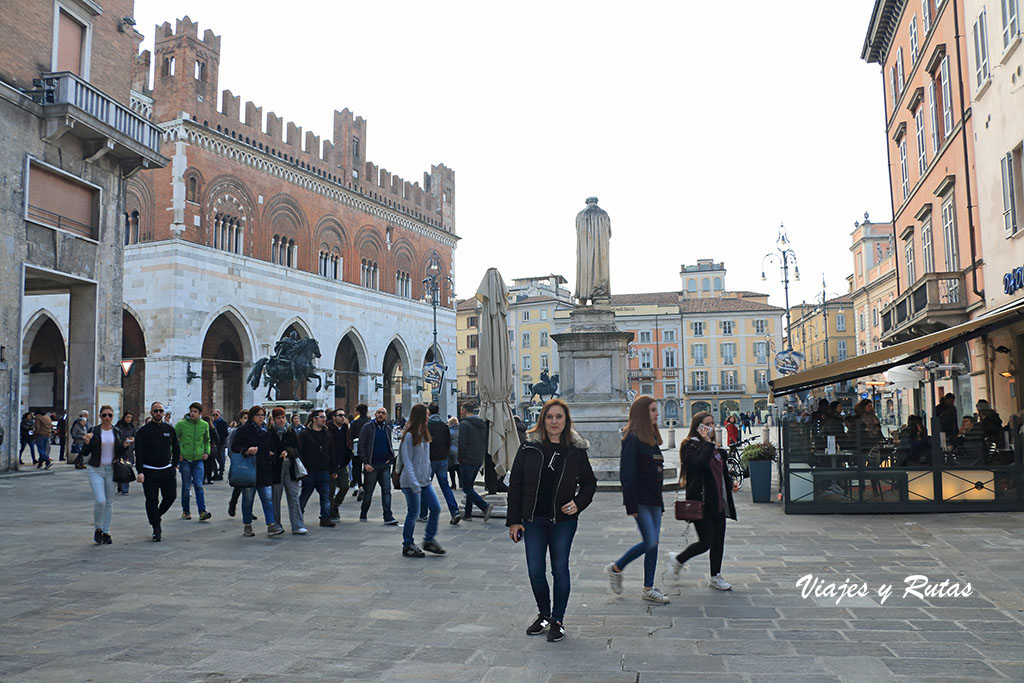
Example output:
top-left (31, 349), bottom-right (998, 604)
top-left (1, 466), bottom-right (1023, 682)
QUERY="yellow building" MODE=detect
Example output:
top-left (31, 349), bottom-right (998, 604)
top-left (455, 298), bottom-right (481, 403)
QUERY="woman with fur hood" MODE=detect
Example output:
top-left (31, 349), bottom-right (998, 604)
top-left (507, 399), bottom-right (597, 643)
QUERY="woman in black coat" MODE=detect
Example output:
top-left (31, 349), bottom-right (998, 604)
top-left (506, 399), bottom-right (597, 643)
top-left (230, 405), bottom-right (283, 537)
top-left (667, 410), bottom-right (738, 591)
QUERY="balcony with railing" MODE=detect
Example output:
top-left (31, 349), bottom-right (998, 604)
top-left (684, 383), bottom-right (746, 394)
top-left (38, 72), bottom-right (167, 169)
top-left (466, 365), bottom-right (478, 377)
top-left (628, 368), bottom-right (655, 380)
top-left (880, 271), bottom-right (968, 344)
top-left (662, 368), bottom-right (678, 379)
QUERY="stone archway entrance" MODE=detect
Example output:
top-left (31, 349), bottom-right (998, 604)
top-left (202, 314), bottom-right (246, 421)
top-left (382, 341), bottom-right (405, 420)
top-left (23, 316), bottom-right (66, 413)
top-left (334, 334), bottom-right (362, 413)
top-left (122, 309), bottom-right (146, 418)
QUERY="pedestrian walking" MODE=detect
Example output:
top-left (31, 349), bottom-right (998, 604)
top-left (668, 411), bottom-right (739, 591)
top-left (298, 408), bottom-right (335, 528)
top-left (19, 412), bottom-right (36, 465)
top-left (457, 402), bottom-right (493, 521)
top-left (291, 414), bottom-right (305, 433)
top-left (115, 412), bottom-right (137, 494)
top-left (32, 409), bottom-right (54, 469)
top-left (447, 416), bottom-right (460, 490)
top-left (348, 404), bottom-right (370, 500)
top-left (398, 404), bottom-right (445, 557)
top-left (269, 407), bottom-right (306, 534)
top-left (357, 407), bottom-right (398, 524)
top-left (70, 411), bottom-right (89, 468)
top-left (174, 403), bottom-right (212, 521)
top-left (421, 402), bottom-right (461, 525)
top-left (606, 396), bottom-right (669, 604)
top-left (326, 408), bottom-right (352, 521)
top-left (134, 402), bottom-right (180, 542)
top-left (202, 416), bottom-right (219, 484)
top-left (80, 405), bottom-right (132, 545)
top-left (211, 409), bottom-right (229, 480)
top-left (231, 405), bottom-right (283, 537)
top-left (506, 399), bottom-right (597, 642)
top-left (226, 411), bottom-right (252, 519)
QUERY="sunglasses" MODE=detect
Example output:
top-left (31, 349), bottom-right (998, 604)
top-left (100, 413), bottom-right (114, 418)
top-left (151, 409), bottom-right (164, 413)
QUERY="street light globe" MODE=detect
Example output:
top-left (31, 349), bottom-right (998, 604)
top-left (794, 267), bottom-right (801, 281)
top-left (761, 271), bottom-right (767, 281)
top-left (429, 260), bottom-right (440, 275)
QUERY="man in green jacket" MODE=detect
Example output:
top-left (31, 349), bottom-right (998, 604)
top-left (175, 402), bottom-right (212, 521)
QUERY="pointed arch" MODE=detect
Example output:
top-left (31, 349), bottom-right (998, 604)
top-left (22, 309), bottom-right (68, 349)
top-left (275, 317), bottom-right (313, 341)
top-left (121, 304), bottom-right (149, 356)
top-left (199, 305), bottom-right (256, 363)
top-left (125, 175), bottom-right (154, 242)
top-left (337, 327), bottom-right (369, 369)
top-left (22, 310), bottom-right (67, 412)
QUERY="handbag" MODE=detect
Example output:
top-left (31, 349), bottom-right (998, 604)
top-left (228, 451), bottom-right (257, 488)
top-left (112, 458), bottom-right (136, 483)
top-left (674, 490), bottom-right (704, 522)
top-left (291, 456), bottom-right (308, 481)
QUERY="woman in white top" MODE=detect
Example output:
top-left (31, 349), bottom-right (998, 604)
top-left (80, 405), bottom-right (132, 545)
top-left (398, 404), bottom-right (445, 558)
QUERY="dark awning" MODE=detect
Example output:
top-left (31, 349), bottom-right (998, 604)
top-left (771, 298), bottom-right (1024, 397)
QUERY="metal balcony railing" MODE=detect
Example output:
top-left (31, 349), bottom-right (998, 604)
top-left (880, 271), bottom-right (967, 341)
top-left (685, 383), bottom-right (746, 394)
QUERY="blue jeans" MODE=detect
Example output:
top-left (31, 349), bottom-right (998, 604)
top-left (241, 486), bottom-right (275, 525)
top-left (421, 460), bottom-right (459, 517)
top-left (300, 470), bottom-right (332, 520)
top-left (179, 460), bottom-right (206, 514)
top-left (360, 463), bottom-right (394, 521)
top-left (36, 436), bottom-right (51, 463)
top-left (523, 518), bottom-right (578, 622)
top-left (615, 504), bottom-right (663, 588)
top-left (87, 464), bottom-right (115, 533)
top-left (459, 463), bottom-right (489, 515)
top-left (403, 486), bottom-right (440, 546)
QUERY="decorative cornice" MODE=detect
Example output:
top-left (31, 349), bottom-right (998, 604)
top-left (159, 118), bottom-right (459, 249)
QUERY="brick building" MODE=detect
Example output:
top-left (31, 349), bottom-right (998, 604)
top-left (2, 0), bottom-right (167, 471)
top-left (24, 15), bottom-right (459, 423)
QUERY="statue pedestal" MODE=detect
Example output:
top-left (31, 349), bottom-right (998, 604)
top-left (261, 399), bottom-right (314, 420)
top-left (552, 307), bottom-right (677, 490)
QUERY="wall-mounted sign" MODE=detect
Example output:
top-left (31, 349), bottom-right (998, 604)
top-left (1003, 267), bottom-right (1024, 295)
top-left (120, 360), bottom-right (135, 377)
top-left (774, 349), bottom-right (804, 376)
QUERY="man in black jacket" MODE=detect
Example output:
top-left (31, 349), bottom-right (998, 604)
top-left (424, 402), bottom-right (461, 524)
top-left (326, 409), bottom-right (352, 521)
top-left (134, 402), bottom-right (181, 541)
top-left (348, 404), bottom-right (370, 500)
top-left (299, 409), bottom-right (335, 527)
top-left (458, 402), bottom-right (493, 521)
top-left (357, 407), bottom-right (398, 524)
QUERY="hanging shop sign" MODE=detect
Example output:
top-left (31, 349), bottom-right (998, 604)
top-left (1003, 267), bottom-right (1024, 295)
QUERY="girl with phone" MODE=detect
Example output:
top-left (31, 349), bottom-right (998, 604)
top-left (668, 411), bottom-right (739, 591)
top-left (506, 399), bottom-right (597, 642)
top-left (605, 395), bottom-right (669, 604)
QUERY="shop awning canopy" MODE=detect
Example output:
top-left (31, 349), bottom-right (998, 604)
top-left (770, 298), bottom-right (1024, 397)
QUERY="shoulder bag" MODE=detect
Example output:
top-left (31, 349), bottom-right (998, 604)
top-left (291, 455), bottom-right (308, 481)
top-left (674, 485), bottom-right (704, 521)
top-left (228, 451), bottom-right (257, 488)
top-left (112, 457), bottom-right (136, 483)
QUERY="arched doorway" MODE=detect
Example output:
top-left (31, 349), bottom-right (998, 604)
top-left (720, 400), bottom-right (740, 420)
top-left (382, 339), bottom-right (407, 420)
top-left (122, 309), bottom-right (146, 418)
top-left (202, 313), bottom-right (246, 421)
top-left (664, 399), bottom-right (679, 423)
top-left (690, 400), bottom-right (711, 422)
top-left (23, 315), bottom-right (66, 413)
top-left (754, 399), bottom-right (769, 421)
top-left (334, 333), bottom-right (363, 413)
top-left (275, 323), bottom-right (311, 401)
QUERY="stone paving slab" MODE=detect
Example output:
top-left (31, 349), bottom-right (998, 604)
top-left (0, 466), bottom-right (1022, 681)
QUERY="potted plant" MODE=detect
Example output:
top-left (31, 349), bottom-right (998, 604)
top-left (740, 442), bottom-right (777, 503)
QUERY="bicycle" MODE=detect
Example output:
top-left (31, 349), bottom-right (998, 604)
top-left (726, 436), bottom-right (757, 492)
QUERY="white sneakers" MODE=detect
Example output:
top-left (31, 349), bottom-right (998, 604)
top-left (605, 563), bottom-right (624, 594)
top-left (667, 551), bottom-right (685, 577)
top-left (641, 587), bottom-right (670, 604)
top-left (709, 574), bottom-right (732, 591)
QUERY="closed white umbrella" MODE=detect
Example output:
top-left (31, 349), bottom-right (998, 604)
top-left (475, 268), bottom-right (518, 476)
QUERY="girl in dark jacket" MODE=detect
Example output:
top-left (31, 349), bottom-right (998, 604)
top-left (606, 396), bottom-right (669, 604)
top-left (230, 405), bottom-right (283, 537)
top-left (507, 398), bottom-right (597, 643)
top-left (668, 411), bottom-right (738, 591)
top-left (80, 405), bottom-right (132, 544)
top-left (115, 412), bottom-right (137, 494)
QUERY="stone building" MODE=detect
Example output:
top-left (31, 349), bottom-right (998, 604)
top-left (1, 0), bottom-right (167, 471)
top-left (23, 15), bottom-right (458, 426)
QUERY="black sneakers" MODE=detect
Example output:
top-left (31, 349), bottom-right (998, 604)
top-left (526, 615), bottom-right (550, 636)
top-left (101, 533), bottom-right (112, 545)
top-left (422, 540), bottom-right (446, 555)
top-left (546, 621), bottom-right (565, 642)
top-left (93, 529), bottom-right (103, 545)
top-left (402, 544), bottom-right (425, 558)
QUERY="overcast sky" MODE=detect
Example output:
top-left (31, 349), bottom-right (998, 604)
top-left (134, 0), bottom-right (891, 307)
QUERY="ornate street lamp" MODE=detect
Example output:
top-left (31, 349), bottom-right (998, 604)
top-left (762, 223), bottom-right (800, 350)
top-left (422, 256), bottom-right (453, 396)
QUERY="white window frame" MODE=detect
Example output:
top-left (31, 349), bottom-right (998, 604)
top-left (923, 0), bottom-right (932, 33)
top-left (640, 349), bottom-right (653, 369)
top-left (928, 81), bottom-right (940, 154)
top-left (1002, 151), bottom-right (1020, 235)
top-left (754, 341), bottom-right (768, 364)
top-left (540, 309), bottom-right (548, 320)
top-left (692, 371), bottom-right (708, 390)
top-left (692, 321), bottom-right (704, 337)
top-left (899, 139), bottom-right (910, 199)
top-left (896, 47), bottom-right (905, 93)
top-left (922, 220), bottom-right (935, 272)
top-left (721, 320), bottom-right (734, 336)
top-left (540, 353), bottom-right (549, 371)
top-left (837, 340), bottom-right (848, 361)
top-left (692, 343), bottom-right (706, 366)
top-left (663, 329), bottom-right (676, 342)
top-left (915, 108), bottom-right (928, 174)
top-left (540, 330), bottom-right (549, 347)
top-left (836, 313), bottom-right (846, 332)
top-left (664, 348), bottom-right (676, 368)
top-left (51, 1), bottom-right (94, 80)
top-left (754, 319), bottom-right (766, 335)
top-left (940, 56), bottom-right (954, 136)
top-left (522, 355), bottom-right (531, 371)
top-left (720, 342), bottom-right (736, 365)
top-left (910, 14), bottom-right (920, 63)
top-left (942, 196), bottom-right (960, 270)
top-left (639, 330), bottom-right (652, 343)
top-left (906, 240), bottom-right (916, 283)
top-left (521, 332), bottom-right (531, 348)
top-left (889, 66), bottom-right (899, 110)
top-left (1002, 0), bottom-right (1020, 49)
top-left (974, 9), bottom-right (991, 88)
top-left (521, 310), bottom-right (530, 322)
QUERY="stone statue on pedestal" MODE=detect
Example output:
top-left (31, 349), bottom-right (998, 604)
top-left (575, 197), bottom-right (611, 305)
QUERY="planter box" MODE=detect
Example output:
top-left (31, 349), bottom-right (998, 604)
top-left (748, 459), bottom-right (773, 503)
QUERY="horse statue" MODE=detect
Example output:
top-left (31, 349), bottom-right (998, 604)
top-left (530, 371), bottom-right (559, 401)
top-left (246, 333), bottom-right (323, 400)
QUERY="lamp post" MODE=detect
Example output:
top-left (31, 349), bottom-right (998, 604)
top-left (762, 223), bottom-right (800, 350)
top-left (422, 256), bottom-right (453, 399)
